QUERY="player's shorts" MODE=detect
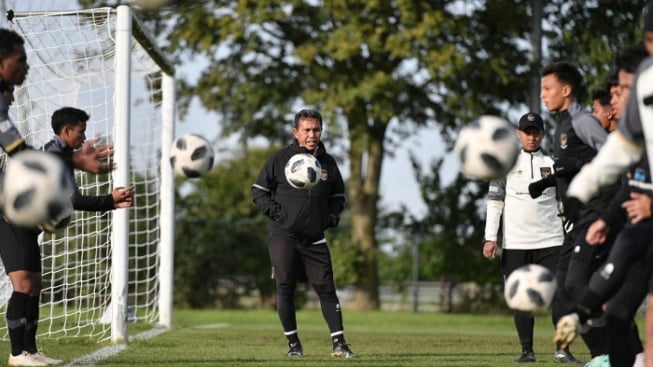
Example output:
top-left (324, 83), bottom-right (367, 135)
top-left (501, 246), bottom-right (560, 279)
top-left (268, 233), bottom-right (333, 285)
top-left (0, 218), bottom-right (41, 273)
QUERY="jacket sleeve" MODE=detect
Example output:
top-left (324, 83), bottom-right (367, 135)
top-left (327, 157), bottom-right (346, 217)
top-left (251, 155), bottom-right (283, 221)
top-left (72, 191), bottom-right (115, 212)
top-left (572, 113), bottom-right (608, 151)
top-left (484, 178), bottom-right (505, 242)
top-left (0, 96), bottom-right (29, 155)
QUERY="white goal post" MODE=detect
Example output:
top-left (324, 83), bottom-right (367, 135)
top-left (0, 6), bottom-right (176, 343)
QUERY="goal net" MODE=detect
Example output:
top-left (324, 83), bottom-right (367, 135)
top-left (0, 7), bottom-right (176, 342)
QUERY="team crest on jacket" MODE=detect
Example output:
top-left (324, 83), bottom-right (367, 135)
top-left (540, 167), bottom-right (552, 177)
top-left (559, 133), bottom-right (568, 149)
top-left (320, 169), bottom-right (328, 181)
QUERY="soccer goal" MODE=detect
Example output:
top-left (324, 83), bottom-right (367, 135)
top-left (0, 6), bottom-right (176, 343)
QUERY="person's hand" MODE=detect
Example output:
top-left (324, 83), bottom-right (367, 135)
top-left (562, 196), bottom-right (583, 224)
top-left (269, 204), bottom-right (283, 222)
top-left (622, 192), bottom-right (652, 224)
top-left (553, 156), bottom-right (582, 178)
top-left (482, 241), bottom-right (497, 259)
top-left (554, 313), bottom-right (580, 349)
top-left (73, 137), bottom-right (115, 174)
top-left (585, 219), bottom-right (610, 245)
top-left (112, 186), bottom-right (134, 208)
top-left (528, 175), bottom-right (555, 199)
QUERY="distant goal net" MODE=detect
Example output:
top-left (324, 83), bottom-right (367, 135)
top-left (0, 6), bottom-right (176, 342)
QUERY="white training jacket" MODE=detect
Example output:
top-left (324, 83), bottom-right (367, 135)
top-left (484, 148), bottom-right (564, 250)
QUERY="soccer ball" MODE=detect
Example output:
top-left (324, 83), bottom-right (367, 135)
top-left (39, 205), bottom-right (74, 233)
top-left (504, 264), bottom-right (557, 314)
top-left (285, 153), bottom-right (321, 190)
top-left (454, 115), bottom-right (520, 180)
top-left (169, 133), bottom-right (214, 178)
top-left (2, 150), bottom-right (74, 229)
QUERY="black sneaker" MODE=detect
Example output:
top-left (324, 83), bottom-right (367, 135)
top-left (287, 342), bottom-right (303, 358)
top-left (553, 348), bottom-right (581, 364)
top-left (332, 343), bottom-right (357, 359)
top-left (515, 350), bottom-right (536, 363)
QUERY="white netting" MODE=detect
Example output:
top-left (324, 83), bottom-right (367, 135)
top-left (0, 8), bottom-right (171, 341)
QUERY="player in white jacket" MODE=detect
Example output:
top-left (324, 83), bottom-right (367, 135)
top-left (483, 112), bottom-right (565, 363)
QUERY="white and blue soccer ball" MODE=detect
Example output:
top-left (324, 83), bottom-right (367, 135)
top-left (285, 153), bottom-right (321, 190)
top-left (504, 264), bottom-right (557, 314)
top-left (454, 115), bottom-right (520, 180)
top-left (169, 133), bottom-right (215, 178)
top-left (2, 150), bottom-right (74, 229)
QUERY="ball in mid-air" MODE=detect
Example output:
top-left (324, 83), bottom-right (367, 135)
top-left (2, 150), bottom-right (74, 229)
top-left (285, 153), bottom-right (321, 190)
top-left (504, 264), bottom-right (557, 314)
top-left (169, 134), bottom-right (214, 178)
top-left (454, 115), bottom-right (520, 180)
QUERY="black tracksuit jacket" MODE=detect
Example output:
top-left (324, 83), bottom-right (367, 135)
top-left (252, 140), bottom-right (345, 243)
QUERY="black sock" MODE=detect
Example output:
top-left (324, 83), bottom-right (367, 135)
top-left (514, 311), bottom-right (534, 352)
top-left (23, 295), bottom-right (40, 354)
top-left (6, 292), bottom-right (29, 356)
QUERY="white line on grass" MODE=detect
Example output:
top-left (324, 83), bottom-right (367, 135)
top-left (192, 322), bottom-right (229, 329)
top-left (62, 323), bottom-right (230, 366)
top-left (63, 326), bottom-right (169, 366)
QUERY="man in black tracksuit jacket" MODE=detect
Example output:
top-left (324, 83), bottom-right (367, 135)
top-left (530, 61), bottom-right (617, 364)
top-left (251, 109), bottom-right (355, 359)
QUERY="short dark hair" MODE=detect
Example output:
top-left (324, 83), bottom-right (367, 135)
top-left (0, 29), bottom-right (24, 61)
top-left (591, 88), bottom-right (611, 106)
top-left (541, 61), bottom-right (583, 97)
top-left (614, 44), bottom-right (648, 74)
top-left (51, 107), bottom-right (90, 135)
top-left (294, 109), bottom-right (323, 128)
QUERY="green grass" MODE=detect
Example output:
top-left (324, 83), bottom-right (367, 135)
top-left (2, 309), bottom-right (630, 366)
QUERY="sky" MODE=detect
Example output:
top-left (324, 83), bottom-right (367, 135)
top-left (2, 0), bottom-right (453, 217)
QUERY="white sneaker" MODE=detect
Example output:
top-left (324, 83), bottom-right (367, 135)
top-left (31, 352), bottom-right (63, 365)
top-left (7, 351), bottom-right (47, 366)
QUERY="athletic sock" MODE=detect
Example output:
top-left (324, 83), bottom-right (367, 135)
top-left (23, 295), bottom-right (40, 354)
top-left (6, 292), bottom-right (29, 356)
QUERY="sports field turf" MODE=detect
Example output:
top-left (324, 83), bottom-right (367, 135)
top-left (4, 309), bottom-right (638, 366)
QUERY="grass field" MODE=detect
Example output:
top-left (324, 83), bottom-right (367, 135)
top-left (4, 309), bottom-right (639, 366)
